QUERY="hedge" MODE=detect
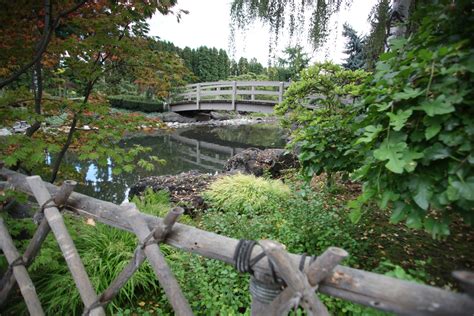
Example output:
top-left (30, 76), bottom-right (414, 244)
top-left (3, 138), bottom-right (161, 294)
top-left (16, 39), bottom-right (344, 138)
top-left (108, 95), bottom-right (165, 113)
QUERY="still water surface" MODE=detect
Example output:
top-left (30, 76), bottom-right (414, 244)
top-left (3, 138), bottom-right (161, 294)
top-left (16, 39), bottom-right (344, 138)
top-left (68, 124), bottom-right (286, 203)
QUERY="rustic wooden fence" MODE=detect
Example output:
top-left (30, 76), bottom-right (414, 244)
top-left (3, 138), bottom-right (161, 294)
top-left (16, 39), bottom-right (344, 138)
top-left (1, 168), bottom-right (474, 315)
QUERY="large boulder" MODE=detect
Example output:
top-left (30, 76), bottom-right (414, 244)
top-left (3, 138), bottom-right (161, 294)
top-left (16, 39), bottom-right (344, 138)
top-left (210, 111), bottom-right (231, 121)
top-left (224, 148), bottom-right (298, 178)
top-left (129, 170), bottom-right (216, 214)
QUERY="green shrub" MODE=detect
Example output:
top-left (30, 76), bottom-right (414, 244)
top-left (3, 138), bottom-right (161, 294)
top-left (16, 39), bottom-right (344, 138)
top-left (275, 63), bottom-right (368, 183)
top-left (203, 174), bottom-right (291, 215)
top-left (200, 185), bottom-right (387, 315)
top-left (350, 1), bottom-right (474, 237)
top-left (108, 95), bottom-right (165, 113)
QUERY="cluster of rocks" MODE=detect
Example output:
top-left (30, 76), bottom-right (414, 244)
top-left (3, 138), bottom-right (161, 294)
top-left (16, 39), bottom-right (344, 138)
top-left (148, 111), bottom-right (272, 129)
top-left (130, 148), bottom-right (298, 214)
top-left (224, 148), bottom-right (299, 178)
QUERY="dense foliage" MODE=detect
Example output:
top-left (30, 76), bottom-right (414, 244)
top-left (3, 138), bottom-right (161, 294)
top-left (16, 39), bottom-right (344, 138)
top-left (276, 63), bottom-right (368, 182)
top-left (153, 41), bottom-right (231, 82)
top-left (0, 1), bottom-right (187, 183)
top-left (268, 45), bottom-right (311, 81)
top-left (203, 174), bottom-right (290, 215)
top-left (108, 95), bottom-right (165, 113)
top-left (351, 1), bottom-right (474, 237)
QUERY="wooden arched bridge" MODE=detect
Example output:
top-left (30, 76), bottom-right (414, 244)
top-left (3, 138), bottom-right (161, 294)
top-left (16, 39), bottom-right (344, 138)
top-left (169, 81), bottom-right (290, 113)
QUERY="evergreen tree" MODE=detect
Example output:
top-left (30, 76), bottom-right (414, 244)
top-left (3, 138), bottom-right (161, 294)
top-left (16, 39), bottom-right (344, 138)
top-left (275, 45), bottom-right (310, 81)
top-left (237, 57), bottom-right (249, 75)
top-left (342, 23), bottom-right (365, 70)
top-left (248, 58), bottom-right (264, 75)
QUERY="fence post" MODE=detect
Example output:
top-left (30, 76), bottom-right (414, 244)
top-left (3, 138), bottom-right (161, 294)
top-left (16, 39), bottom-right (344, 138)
top-left (0, 218), bottom-right (44, 316)
top-left (0, 180), bottom-right (76, 306)
top-left (278, 82), bottom-right (284, 103)
top-left (232, 81), bottom-right (237, 111)
top-left (196, 83), bottom-right (201, 110)
top-left (251, 86), bottom-right (255, 101)
top-left (26, 176), bottom-right (105, 316)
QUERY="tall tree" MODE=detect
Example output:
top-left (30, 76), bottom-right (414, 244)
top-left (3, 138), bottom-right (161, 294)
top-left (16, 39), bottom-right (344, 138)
top-left (342, 23), bottom-right (365, 70)
top-left (0, 1), bottom-right (183, 183)
top-left (274, 45), bottom-right (310, 81)
top-left (248, 58), bottom-right (264, 75)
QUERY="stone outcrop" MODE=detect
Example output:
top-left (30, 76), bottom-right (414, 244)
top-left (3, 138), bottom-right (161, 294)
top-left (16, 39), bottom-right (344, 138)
top-left (224, 148), bottom-right (298, 178)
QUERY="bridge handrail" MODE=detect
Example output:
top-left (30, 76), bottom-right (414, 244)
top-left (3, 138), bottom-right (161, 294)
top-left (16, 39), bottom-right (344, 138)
top-left (185, 81), bottom-right (290, 88)
top-left (171, 80), bottom-right (290, 111)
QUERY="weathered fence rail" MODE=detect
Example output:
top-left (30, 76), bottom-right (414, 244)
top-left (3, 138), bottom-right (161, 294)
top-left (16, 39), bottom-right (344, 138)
top-left (169, 81), bottom-right (290, 113)
top-left (1, 167), bottom-right (474, 315)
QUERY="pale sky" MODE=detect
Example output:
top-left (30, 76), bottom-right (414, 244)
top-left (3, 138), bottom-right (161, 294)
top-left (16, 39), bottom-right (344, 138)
top-left (148, 0), bottom-right (378, 66)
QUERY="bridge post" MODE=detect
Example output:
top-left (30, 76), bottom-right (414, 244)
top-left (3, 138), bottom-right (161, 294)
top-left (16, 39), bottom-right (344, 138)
top-left (232, 81), bottom-right (237, 111)
top-left (251, 86), bottom-right (255, 101)
top-left (196, 83), bottom-right (201, 110)
top-left (278, 82), bottom-right (284, 103)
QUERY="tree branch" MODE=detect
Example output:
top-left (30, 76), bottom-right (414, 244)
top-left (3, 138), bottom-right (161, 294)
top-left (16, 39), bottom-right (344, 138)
top-left (0, 0), bottom-right (89, 89)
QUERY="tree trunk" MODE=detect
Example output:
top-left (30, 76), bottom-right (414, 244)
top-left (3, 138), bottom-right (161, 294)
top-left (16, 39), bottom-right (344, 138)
top-left (388, 0), bottom-right (412, 41)
top-left (26, 60), bottom-right (44, 137)
top-left (49, 80), bottom-right (94, 183)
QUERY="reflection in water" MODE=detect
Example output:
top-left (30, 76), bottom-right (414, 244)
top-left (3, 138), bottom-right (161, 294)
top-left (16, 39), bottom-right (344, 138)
top-left (70, 124), bottom-right (286, 204)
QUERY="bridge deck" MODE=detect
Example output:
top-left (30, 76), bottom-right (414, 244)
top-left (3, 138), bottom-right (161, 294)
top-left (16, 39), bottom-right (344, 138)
top-left (170, 99), bottom-right (277, 113)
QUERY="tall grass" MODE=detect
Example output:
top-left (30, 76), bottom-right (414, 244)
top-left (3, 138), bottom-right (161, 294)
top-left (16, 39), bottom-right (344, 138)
top-left (203, 173), bottom-right (291, 215)
top-left (6, 189), bottom-right (172, 315)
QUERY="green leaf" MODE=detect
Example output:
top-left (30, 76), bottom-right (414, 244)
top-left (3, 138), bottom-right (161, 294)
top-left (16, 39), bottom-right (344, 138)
top-left (393, 87), bottom-right (423, 101)
top-left (3, 155), bottom-right (18, 167)
top-left (424, 218), bottom-right (450, 238)
top-left (419, 95), bottom-right (455, 116)
top-left (411, 179), bottom-right (432, 210)
top-left (373, 138), bottom-right (408, 174)
top-left (450, 177), bottom-right (474, 201)
top-left (402, 149), bottom-right (424, 172)
top-left (349, 208), bottom-right (362, 223)
top-left (123, 164), bottom-right (134, 173)
top-left (425, 124), bottom-right (441, 140)
top-left (356, 125), bottom-right (382, 144)
top-left (406, 212), bottom-right (423, 229)
top-left (387, 109), bottom-right (412, 131)
top-left (390, 202), bottom-right (408, 224)
top-left (423, 143), bottom-right (450, 160)
top-left (88, 152), bottom-right (99, 160)
top-left (380, 190), bottom-right (399, 209)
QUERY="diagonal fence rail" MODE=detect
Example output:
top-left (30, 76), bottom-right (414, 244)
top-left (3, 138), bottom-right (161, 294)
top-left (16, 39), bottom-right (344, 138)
top-left (1, 168), bottom-right (474, 315)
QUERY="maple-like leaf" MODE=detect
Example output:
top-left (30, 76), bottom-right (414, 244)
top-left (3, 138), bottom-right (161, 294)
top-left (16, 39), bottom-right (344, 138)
top-left (373, 138), bottom-right (408, 173)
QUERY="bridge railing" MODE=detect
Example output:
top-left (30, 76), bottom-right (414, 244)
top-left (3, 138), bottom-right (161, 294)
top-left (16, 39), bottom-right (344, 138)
top-left (171, 81), bottom-right (291, 109)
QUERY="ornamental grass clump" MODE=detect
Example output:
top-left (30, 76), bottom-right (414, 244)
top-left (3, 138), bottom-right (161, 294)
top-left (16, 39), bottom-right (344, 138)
top-left (5, 189), bottom-right (172, 315)
top-left (203, 173), bottom-right (291, 215)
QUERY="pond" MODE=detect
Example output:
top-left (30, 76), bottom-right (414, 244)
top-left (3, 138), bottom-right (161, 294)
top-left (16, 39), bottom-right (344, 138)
top-left (68, 123), bottom-right (287, 204)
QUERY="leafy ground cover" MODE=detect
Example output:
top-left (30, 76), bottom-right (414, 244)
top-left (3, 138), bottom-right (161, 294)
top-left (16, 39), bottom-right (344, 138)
top-left (1, 172), bottom-right (472, 315)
